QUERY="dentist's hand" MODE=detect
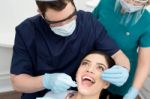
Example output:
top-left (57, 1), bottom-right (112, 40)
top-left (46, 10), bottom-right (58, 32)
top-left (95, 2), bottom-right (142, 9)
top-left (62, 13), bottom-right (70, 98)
top-left (42, 73), bottom-right (77, 93)
top-left (101, 65), bottom-right (129, 86)
top-left (123, 87), bottom-right (139, 99)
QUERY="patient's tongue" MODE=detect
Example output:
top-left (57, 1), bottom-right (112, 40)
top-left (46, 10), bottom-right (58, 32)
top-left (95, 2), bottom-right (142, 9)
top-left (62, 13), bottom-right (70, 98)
top-left (82, 79), bottom-right (93, 87)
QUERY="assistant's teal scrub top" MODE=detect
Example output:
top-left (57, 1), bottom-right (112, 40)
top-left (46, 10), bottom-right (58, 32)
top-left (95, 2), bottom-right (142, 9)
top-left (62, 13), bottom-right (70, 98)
top-left (93, 0), bottom-right (150, 96)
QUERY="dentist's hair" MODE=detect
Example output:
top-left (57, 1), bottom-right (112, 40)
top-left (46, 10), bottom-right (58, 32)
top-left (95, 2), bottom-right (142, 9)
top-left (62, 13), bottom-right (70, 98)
top-left (36, 0), bottom-right (75, 16)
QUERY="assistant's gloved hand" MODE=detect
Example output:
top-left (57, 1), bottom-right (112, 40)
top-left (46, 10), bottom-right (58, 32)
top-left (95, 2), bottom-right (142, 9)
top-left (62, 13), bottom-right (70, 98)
top-left (101, 65), bottom-right (129, 86)
top-left (42, 73), bottom-right (77, 93)
top-left (123, 87), bottom-right (139, 99)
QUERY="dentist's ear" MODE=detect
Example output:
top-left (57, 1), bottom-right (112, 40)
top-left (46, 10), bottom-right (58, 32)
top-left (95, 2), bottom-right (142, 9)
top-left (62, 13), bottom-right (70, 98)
top-left (103, 81), bottom-right (110, 89)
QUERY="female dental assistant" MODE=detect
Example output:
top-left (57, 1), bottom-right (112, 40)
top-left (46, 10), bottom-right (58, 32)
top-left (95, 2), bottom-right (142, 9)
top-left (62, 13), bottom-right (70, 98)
top-left (10, 0), bottom-right (130, 99)
top-left (93, 0), bottom-right (150, 98)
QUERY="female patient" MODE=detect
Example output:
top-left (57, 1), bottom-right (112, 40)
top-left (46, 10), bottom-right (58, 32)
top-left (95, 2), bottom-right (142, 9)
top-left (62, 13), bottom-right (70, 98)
top-left (40, 51), bottom-right (115, 99)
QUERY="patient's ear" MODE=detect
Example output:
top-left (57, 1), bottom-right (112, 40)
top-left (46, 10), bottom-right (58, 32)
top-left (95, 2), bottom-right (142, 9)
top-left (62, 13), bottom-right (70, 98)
top-left (103, 81), bottom-right (110, 89)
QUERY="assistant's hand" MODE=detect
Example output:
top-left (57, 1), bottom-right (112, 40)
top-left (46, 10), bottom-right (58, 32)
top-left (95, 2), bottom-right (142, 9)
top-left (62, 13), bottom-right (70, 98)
top-left (101, 65), bottom-right (129, 86)
top-left (123, 87), bottom-right (139, 99)
top-left (42, 73), bottom-right (77, 93)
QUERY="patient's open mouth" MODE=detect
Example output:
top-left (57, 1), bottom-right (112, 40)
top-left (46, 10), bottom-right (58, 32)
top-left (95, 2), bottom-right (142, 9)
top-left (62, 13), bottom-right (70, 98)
top-left (81, 75), bottom-right (95, 87)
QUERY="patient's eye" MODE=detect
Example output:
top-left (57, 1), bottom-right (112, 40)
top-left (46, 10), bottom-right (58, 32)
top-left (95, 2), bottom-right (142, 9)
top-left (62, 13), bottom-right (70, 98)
top-left (97, 65), bottom-right (105, 71)
top-left (81, 61), bottom-right (88, 66)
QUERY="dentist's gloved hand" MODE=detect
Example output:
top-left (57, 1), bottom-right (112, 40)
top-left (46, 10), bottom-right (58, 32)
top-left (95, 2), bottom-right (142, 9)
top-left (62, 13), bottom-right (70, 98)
top-left (101, 65), bottom-right (129, 86)
top-left (42, 73), bottom-right (77, 93)
top-left (123, 87), bottom-right (139, 99)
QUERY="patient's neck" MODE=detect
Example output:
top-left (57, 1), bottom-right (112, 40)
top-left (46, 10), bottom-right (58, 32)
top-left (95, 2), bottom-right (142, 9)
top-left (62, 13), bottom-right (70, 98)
top-left (70, 92), bottom-right (101, 99)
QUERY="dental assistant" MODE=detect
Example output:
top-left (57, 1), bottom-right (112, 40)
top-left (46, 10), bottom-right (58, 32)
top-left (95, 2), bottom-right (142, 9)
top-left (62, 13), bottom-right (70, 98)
top-left (10, 0), bottom-right (130, 99)
top-left (93, 0), bottom-right (150, 99)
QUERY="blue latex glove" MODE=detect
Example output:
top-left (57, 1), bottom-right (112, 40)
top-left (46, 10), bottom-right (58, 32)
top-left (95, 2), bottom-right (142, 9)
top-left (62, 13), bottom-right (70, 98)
top-left (123, 87), bottom-right (139, 99)
top-left (42, 73), bottom-right (77, 93)
top-left (101, 65), bottom-right (129, 86)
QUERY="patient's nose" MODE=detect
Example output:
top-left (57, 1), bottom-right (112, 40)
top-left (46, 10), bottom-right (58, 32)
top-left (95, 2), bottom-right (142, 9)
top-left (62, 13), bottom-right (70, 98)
top-left (87, 65), bottom-right (94, 73)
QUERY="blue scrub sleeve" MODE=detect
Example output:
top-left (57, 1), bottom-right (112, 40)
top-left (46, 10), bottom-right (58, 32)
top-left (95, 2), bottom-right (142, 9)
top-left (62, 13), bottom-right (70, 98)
top-left (139, 26), bottom-right (150, 47)
top-left (10, 28), bottom-right (34, 75)
top-left (93, 18), bottom-right (119, 56)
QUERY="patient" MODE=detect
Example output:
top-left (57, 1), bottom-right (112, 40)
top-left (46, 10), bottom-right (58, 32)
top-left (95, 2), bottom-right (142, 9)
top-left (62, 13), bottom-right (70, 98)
top-left (38, 51), bottom-right (115, 99)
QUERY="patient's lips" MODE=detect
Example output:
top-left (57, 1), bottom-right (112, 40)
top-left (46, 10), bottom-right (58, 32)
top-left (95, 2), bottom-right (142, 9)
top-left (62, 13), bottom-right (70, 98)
top-left (81, 75), bottom-right (95, 87)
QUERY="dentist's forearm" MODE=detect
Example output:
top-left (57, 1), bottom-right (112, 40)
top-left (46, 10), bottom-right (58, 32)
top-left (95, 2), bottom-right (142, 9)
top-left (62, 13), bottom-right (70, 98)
top-left (112, 50), bottom-right (130, 70)
top-left (11, 74), bottom-right (45, 93)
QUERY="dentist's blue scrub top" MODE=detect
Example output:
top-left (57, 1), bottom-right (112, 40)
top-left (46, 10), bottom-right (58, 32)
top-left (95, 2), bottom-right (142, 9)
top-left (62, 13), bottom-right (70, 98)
top-left (11, 10), bottom-right (119, 99)
top-left (93, 0), bottom-right (150, 96)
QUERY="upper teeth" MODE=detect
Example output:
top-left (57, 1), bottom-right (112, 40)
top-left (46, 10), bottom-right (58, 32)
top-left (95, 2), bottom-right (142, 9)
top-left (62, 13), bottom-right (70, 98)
top-left (82, 76), bottom-right (95, 83)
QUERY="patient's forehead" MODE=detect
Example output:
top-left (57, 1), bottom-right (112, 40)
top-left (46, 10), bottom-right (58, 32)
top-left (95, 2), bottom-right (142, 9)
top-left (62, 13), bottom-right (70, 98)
top-left (83, 54), bottom-right (108, 67)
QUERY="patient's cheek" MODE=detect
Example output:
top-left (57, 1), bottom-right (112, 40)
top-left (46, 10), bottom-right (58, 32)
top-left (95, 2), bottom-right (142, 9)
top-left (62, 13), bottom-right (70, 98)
top-left (99, 70), bottom-right (104, 76)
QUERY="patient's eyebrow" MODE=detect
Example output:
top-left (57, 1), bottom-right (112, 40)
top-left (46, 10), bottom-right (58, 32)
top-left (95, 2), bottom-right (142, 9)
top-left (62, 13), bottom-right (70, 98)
top-left (83, 59), bottom-right (107, 69)
top-left (82, 59), bottom-right (91, 62)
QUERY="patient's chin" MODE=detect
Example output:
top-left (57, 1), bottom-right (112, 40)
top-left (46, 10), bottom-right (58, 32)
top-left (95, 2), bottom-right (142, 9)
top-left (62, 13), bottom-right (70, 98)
top-left (77, 84), bottom-right (102, 96)
top-left (77, 81), bottom-right (104, 96)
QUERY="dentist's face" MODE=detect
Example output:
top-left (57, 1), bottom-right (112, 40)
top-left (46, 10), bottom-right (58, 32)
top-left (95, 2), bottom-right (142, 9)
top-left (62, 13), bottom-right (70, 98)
top-left (44, 2), bottom-right (76, 27)
top-left (76, 54), bottom-right (109, 96)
